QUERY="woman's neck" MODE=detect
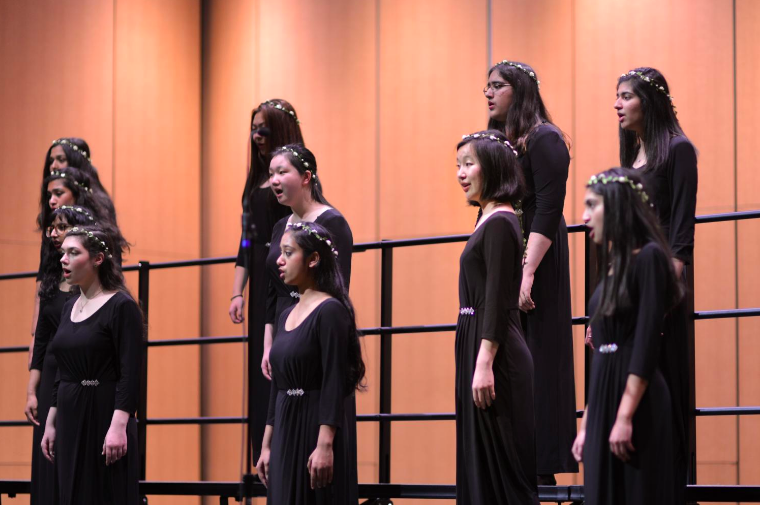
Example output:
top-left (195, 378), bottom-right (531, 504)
top-left (79, 278), bottom-right (104, 298)
top-left (290, 195), bottom-right (321, 221)
top-left (481, 200), bottom-right (512, 214)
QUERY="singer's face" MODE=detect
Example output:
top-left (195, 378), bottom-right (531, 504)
top-left (252, 112), bottom-right (269, 154)
top-left (614, 81), bottom-right (644, 134)
top-left (269, 155), bottom-right (304, 206)
top-left (277, 231), bottom-right (309, 286)
top-left (485, 69), bottom-right (513, 122)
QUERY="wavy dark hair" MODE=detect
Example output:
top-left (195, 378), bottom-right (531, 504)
top-left (618, 67), bottom-right (691, 173)
top-left (37, 206), bottom-right (98, 300)
top-left (285, 222), bottom-right (365, 391)
top-left (588, 168), bottom-right (683, 320)
top-left (242, 99), bottom-right (304, 214)
top-left (39, 138), bottom-right (115, 229)
top-left (40, 168), bottom-right (114, 231)
top-left (65, 225), bottom-right (134, 295)
top-left (486, 61), bottom-right (569, 152)
top-left (457, 130), bottom-right (525, 209)
top-left (271, 143), bottom-right (330, 206)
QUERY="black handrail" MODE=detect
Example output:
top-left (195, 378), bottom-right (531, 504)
top-left (2, 207), bottom-right (760, 503)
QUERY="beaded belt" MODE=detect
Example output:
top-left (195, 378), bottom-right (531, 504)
top-left (459, 307), bottom-right (475, 316)
top-left (81, 379), bottom-right (100, 387)
top-left (598, 344), bottom-right (619, 354)
top-left (286, 388), bottom-right (305, 397)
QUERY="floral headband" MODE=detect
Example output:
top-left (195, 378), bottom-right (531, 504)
top-left (69, 227), bottom-right (113, 259)
top-left (262, 101), bottom-right (300, 125)
top-left (286, 222), bottom-right (339, 257)
top-left (494, 60), bottom-right (540, 89)
top-left (51, 139), bottom-right (91, 163)
top-left (461, 133), bottom-right (518, 156)
top-left (587, 173), bottom-right (651, 206)
top-left (621, 71), bottom-right (676, 113)
top-left (49, 170), bottom-right (93, 193)
top-left (55, 205), bottom-right (95, 222)
top-left (277, 146), bottom-right (312, 170)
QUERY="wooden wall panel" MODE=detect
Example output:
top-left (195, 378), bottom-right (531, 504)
top-left (377, 1), bottom-right (486, 499)
top-left (199, 0), bottom-right (260, 494)
top-left (113, 0), bottom-right (203, 501)
top-left (736, 0), bottom-right (760, 492)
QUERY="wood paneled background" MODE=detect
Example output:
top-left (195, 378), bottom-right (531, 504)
top-left (1, 1), bottom-right (758, 504)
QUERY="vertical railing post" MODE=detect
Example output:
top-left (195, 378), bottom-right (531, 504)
top-left (583, 230), bottom-right (597, 403)
top-left (378, 243), bottom-right (393, 485)
top-left (686, 266), bottom-right (697, 485)
top-left (137, 261), bottom-right (150, 483)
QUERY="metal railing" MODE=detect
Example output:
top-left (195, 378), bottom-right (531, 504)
top-left (1, 209), bottom-right (759, 503)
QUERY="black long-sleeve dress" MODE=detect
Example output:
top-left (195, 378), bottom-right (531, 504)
top-left (637, 135), bottom-right (698, 503)
top-left (30, 288), bottom-right (76, 505)
top-left (266, 298), bottom-right (358, 504)
top-left (517, 124), bottom-right (578, 474)
top-left (583, 242), bottom-right (674, 505)
top-left (236, 186), bottom-right (290, 461)
top-left (455, 211), bottom-right (539, 505)
top-left (50, 292), bottom-right (143, 505)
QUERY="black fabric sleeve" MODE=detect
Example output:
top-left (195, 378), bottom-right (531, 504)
top-left (235, 237), bottom-right (246, 268)
top-left (317, 300), bottom-right (349, 428)
top-left (320, 212), bottom-right (354, 291)
top-left (667, 139), bottom-right (698, 264)
top-left (265, 219), bottom-right (287, 325)
top-left (31, 300), bottom-right (53, 371)
top-left (628, 244), bottom-right (670, 380)
top-left (527, 128), bottom-right (569, 239)
top-left (112, 296), bottom-right (144, 413)
top-left (266, 371), bottom-right (278, 426)
top-left (481, 216), bottom-right (520, 344)
top-left (51, 369), bottom-right (60, 408)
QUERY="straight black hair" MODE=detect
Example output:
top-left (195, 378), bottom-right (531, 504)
top-left (457, 130), bottom-right (525, 207)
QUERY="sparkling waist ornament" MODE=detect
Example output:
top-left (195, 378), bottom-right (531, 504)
top-left (459, 307), bottom-right (475, 316)
top-left (80, 379), bottom-right (100, 387)
top-left (286, 388), bottom-right (305, 397)
top-left (598, 343), bottom-right (619, 354)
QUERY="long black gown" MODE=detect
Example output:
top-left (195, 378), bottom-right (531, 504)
top-left (637, 135), bottom-right (698, 504)
top-left (236, 186), bottom-right (290, 461)
top-left (583, 242), bottom-right (674, 505)
top-left (50, 292), bottom-right (143, 505)
top-left (455, 211), bottom-right (539, 505)
top-left (266, 298), bottom-right (358, 504)
top-left (517, 124), bottom-right (578, 474)
top-left (30, 288), bottom-right (76, 505)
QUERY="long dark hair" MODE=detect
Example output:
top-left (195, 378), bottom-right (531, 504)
top-left (39, 138), bottom-right (115, 229)
top-left (618, 67), bottom-right (690, 173)
top-left (486, 61), bottom-right (568, 152)
top-left (457, 130), bottom-right (525, 207)
top-left (65, 225), bottom-right (134, 296)
top-left (271, 144), bottom-right (330, 206)
top-left (286, 222), bottom-right (365, 391)
top-left (588, 168), bottom-right (682, 320)
top-left (242, 99), bottom-right (304, 212)
top-left (38, 206), bottom-right (97, 300)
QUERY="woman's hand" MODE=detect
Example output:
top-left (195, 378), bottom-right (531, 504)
top-left (609, 416), bottom-right (635, 462)
top-left (229, 296), bottom-right (245, 324)
top-left (41, 424), bottom-right (56, 463)
top-left (472, 361), bottom-right (496, 409)
top-left (261, 347), bottom-right (272, 380)
top-left (585, 326), bottom-right (594, 349)
top-left (102, 424), bottom-right (128, 466)
top-left (571, 429), bottom-right (586, 462)
top-left (307, 442), bottom-right (334, 490)
top-left (256, 448), bottom-right (270, 488)
top-left (519, 272), bottom-right (536, 312)
top-left (24, 393), bottom-right (39, 425)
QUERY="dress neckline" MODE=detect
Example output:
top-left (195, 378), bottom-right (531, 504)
top-left (69, 292), bottom-right (120, 324)
top-left (474, 209), bottom-right (514, 232)
top-left (282, 298), bottom-right (335, 333)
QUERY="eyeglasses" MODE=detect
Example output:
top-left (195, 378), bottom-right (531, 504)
top-left (483, 82), bottom-right (512, 95)
top-left (45, 223), bottom-right (72, 237)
